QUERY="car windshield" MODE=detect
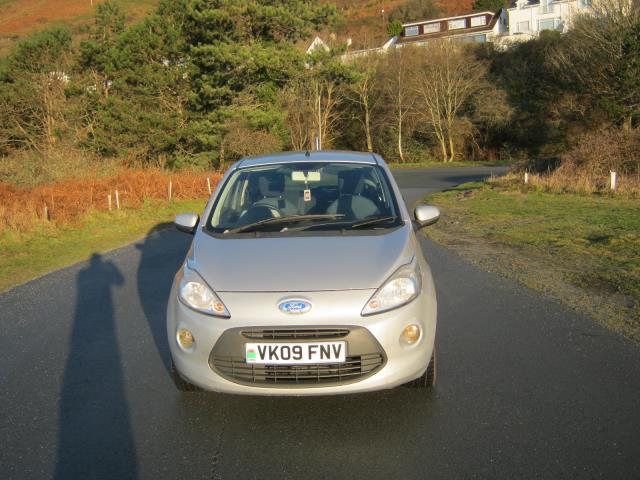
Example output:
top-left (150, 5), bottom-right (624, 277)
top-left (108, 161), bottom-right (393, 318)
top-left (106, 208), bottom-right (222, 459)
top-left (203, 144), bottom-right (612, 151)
top-left (208, 162), bottom-right (401, 234)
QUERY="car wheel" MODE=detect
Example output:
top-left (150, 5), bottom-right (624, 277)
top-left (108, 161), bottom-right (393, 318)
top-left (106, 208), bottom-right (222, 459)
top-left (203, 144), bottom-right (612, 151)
top-left (170, 360), bottom-right (202, 392)
top-left (405, 348), bottom-right (436, 389)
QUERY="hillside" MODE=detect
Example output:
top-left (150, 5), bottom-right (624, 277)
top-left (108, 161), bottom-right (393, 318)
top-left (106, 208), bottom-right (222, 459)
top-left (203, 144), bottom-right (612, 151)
top-left (0, 0), bottom-right (158, 54)
top-left (0, 0), bottom-right (157, 36)
top-left (328, 0), bottom-right (478, 47)
top-left (0, 0), bottom-right (479, 54)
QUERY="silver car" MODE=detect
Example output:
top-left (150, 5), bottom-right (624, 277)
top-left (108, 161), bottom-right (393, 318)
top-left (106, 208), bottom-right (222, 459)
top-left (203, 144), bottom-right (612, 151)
top-left (167, 151), bottom-right (440, 395)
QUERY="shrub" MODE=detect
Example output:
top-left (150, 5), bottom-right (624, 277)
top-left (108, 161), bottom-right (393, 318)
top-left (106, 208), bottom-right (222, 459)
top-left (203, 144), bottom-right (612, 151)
top-left (560, 127), bottom-right (640, 177)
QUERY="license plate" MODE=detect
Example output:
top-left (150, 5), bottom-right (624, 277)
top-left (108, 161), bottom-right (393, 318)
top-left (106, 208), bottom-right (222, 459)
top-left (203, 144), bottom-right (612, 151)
top-left (245, 342), bottom-right (347, 365)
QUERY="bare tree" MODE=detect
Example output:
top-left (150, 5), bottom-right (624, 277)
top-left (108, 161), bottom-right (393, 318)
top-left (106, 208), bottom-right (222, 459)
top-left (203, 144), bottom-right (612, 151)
top-left (413, 40), bottom-right (488, 162)
top-left (313, 76), bottom-right (346, 150)
top-left (382, 47), bottom-right (418, 162)
top-left (552, 0), bottom-right (640, 129)
top-left (279, 81), bottom-right (313, 151)
top-left (2, 49), bottom-right (72, 154)
top-left (347, 53), bottom-right (384, 152)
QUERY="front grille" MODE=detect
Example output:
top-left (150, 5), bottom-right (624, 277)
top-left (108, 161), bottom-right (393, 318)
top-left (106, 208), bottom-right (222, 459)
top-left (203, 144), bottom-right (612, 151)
top-left (210, 326), bottom-right (386, 388)
top-left (211, 354), bottom-right (384, 386)
top-left (241, 328), bottom-right (350, 340)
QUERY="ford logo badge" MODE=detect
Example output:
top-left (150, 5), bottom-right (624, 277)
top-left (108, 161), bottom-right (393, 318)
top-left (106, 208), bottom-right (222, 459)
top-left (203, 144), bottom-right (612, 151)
top-left (279, 300), bottom-right (312, 315)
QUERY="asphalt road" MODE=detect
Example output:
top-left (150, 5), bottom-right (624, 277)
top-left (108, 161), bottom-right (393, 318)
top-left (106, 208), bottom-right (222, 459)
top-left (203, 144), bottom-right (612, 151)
top-left (1, 167), bottom-right (639, 480)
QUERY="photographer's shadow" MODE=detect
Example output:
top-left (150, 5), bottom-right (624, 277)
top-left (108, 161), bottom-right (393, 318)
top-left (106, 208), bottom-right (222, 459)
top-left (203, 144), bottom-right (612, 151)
top-left (55, 254), bottom-right (137, 479)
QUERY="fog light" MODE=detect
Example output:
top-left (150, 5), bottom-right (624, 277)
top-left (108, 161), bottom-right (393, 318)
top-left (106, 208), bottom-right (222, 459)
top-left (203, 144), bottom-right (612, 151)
top-left (177, 328), bottom-right (195, 350)
top-left (400, 324), bottom-right (421, 345)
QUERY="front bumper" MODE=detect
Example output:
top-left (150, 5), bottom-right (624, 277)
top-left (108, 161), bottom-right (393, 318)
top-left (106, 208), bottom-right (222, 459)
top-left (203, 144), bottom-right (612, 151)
top-left (167, 284), bottom-right (436, 396)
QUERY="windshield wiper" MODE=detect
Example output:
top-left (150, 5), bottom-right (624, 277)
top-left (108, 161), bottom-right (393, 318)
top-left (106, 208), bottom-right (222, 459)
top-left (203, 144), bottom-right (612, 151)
top-left (349, 215), bottom-right (398, 229)
top-left (224, 214), bottom-right (345, 234)
top-left (288, 215), bottom-right (399, 233)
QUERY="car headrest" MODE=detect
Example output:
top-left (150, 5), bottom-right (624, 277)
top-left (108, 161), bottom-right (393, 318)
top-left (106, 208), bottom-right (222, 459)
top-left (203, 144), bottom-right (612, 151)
top-left (338, 170), bottom-right (365, 195)
top-left (258, 173), bottom-right (285, 197)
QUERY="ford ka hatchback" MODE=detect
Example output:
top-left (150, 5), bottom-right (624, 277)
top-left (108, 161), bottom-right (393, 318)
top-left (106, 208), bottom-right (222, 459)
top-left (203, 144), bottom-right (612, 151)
top-left (167, 151), bottom-right (440, 395)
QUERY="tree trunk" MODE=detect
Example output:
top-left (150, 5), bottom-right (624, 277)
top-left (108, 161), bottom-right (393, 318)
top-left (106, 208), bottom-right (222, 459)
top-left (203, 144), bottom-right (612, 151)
top-left (364, 105), bottom-right (373, 152)
top-left (436, 133), bottom-right (447, 162)
top-left (397, 109), bottom-right (404, 163)
top-left (219, 142), bottom-right (225, 170)
top-left (448, 133), bottom-right (455, 163)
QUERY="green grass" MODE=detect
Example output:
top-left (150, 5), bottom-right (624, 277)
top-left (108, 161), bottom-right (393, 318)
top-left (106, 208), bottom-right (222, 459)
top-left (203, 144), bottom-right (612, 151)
top-left (389, 159), bottom-right (516, 169)
top-left (427, 182), bottom-right (640, 338)
top-left (0, 198), bottom-right (206, 292)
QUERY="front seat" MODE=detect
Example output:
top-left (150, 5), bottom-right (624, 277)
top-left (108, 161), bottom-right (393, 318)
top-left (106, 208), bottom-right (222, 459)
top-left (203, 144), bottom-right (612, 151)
top-left (253, 172), bottom-right (297, 215)
top-left (326, 170), bottom-right (379, 220)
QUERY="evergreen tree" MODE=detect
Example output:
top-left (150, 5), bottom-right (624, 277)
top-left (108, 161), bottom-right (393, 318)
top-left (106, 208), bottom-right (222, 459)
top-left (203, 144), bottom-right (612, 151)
top-left (473, 0), bottom-right (507, 12)
top-left (185, 0), bottom-right (337, 164)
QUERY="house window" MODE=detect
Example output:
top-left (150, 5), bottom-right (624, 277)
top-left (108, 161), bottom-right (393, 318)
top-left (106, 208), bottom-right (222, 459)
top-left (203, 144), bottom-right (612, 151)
top-left (540, 0), bottom-right (554, 14)
top-left (538, 18), bottom-right (558, 31)
top-left (460, 34), bottom-right (487, 43)
top-left (471, 16), bottom-right (487, 27)
top-left (517, 21), bottom-right (530, 33)
top-left (423, 22), bottom-right (441, 33)
top-left (404, 26), bottom-right (419, 36)
top-left (579, 0), bottom-right (591, 7)
top-left (448, 19), bottom-right (467, 30)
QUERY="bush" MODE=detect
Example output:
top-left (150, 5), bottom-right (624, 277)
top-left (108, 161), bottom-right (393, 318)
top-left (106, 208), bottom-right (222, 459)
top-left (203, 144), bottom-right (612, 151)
top-left (560, 127), bottom-right (640, 177)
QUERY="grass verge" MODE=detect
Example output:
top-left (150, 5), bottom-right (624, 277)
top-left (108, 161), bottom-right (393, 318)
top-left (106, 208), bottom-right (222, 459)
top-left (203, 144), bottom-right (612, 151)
top-left (426, 182), bottom-right (640, 341)
top-left (0, 198), bottom-right (206, 292)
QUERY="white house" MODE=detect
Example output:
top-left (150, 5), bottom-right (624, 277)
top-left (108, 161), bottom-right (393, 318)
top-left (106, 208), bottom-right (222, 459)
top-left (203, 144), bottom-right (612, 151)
top-left (506, 0), bottom-right (593, 41)
top-left (307, 10), bottom-right (509, 63)
top-left (306, 36), bottom-right (330, 56)
top-left (341, 37), bottom-right (398, 62)
top-left (305, 1), bottom-right (597, 59)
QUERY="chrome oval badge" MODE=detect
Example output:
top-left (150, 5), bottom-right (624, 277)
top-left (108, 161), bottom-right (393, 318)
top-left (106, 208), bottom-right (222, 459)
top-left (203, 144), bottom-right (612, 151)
top-left (278, 300), bottom-right (312, 315)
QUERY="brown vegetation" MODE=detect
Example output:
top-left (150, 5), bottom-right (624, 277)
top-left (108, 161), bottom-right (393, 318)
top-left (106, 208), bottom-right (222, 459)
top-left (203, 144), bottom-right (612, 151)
top-left (0, 0), bottom-right (157, 37)
top-left (503, 127), bottom-right (640, 195)
top-left (0, 169), bottom-right (221, 232)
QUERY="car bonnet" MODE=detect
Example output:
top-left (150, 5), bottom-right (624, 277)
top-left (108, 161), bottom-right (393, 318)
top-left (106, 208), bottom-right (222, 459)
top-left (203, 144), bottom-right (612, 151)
top-left (190, 226), bottom-right (415, 292)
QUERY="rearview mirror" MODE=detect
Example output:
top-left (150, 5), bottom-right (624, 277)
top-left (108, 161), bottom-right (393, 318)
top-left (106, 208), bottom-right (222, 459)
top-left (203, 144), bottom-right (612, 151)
top-left (414, 205), bottom-right (440, 229)
top-left (292, 171), bottom-right (321, 182)
top-left (175, 213), bottom-right (200, 234)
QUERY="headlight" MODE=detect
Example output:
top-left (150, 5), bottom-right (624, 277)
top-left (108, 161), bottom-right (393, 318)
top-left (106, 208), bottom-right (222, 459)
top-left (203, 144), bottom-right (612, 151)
top-left (177, 265), bottom-right (230, 317)
top-left (362, 258), bottom-right (422, 316)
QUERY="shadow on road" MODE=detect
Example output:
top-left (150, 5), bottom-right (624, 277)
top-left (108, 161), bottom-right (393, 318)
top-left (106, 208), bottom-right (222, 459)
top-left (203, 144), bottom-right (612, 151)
top-left (136, 223), bottom-right (191, 375)
top-left (55, 254), bottom-right (138, 479)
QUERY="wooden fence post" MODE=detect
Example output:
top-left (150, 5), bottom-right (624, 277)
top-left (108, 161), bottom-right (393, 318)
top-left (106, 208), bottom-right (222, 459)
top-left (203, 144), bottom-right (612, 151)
top-left (168, 180), bottom-right (173, 201)
top-left (207, 177), bottom-right (212, 195)
top-left (610, 171), bottom-right (617, 192)
top-left (524, 172), bottom-right (529, 185)
top-left (115, 189), bottom-right (120, 209)
top-left (108, 194), bottom-right (112, 211)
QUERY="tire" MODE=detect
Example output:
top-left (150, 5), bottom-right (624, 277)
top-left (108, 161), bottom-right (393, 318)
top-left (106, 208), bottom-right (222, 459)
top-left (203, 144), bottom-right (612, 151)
top-left (405, 348), bottom-right (437, 389)
top-left (170, 360), bottom-right (202, 392)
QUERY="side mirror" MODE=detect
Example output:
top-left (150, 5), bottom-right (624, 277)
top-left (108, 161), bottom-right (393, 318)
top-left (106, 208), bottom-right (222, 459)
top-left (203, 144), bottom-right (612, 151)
top-left (174, 213), bottom-right (200, 234)
top-left (414, 205), bottom-right (440, 229)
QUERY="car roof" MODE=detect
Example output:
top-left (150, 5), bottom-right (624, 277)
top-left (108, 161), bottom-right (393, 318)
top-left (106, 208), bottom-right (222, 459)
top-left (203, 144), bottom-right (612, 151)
top-left (236, 151), bottom-right (381, 168)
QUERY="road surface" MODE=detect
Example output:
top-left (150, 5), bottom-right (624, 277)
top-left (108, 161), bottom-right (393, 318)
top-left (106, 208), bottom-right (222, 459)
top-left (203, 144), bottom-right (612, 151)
top-left (1, 167), bottom-right (639, 479)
